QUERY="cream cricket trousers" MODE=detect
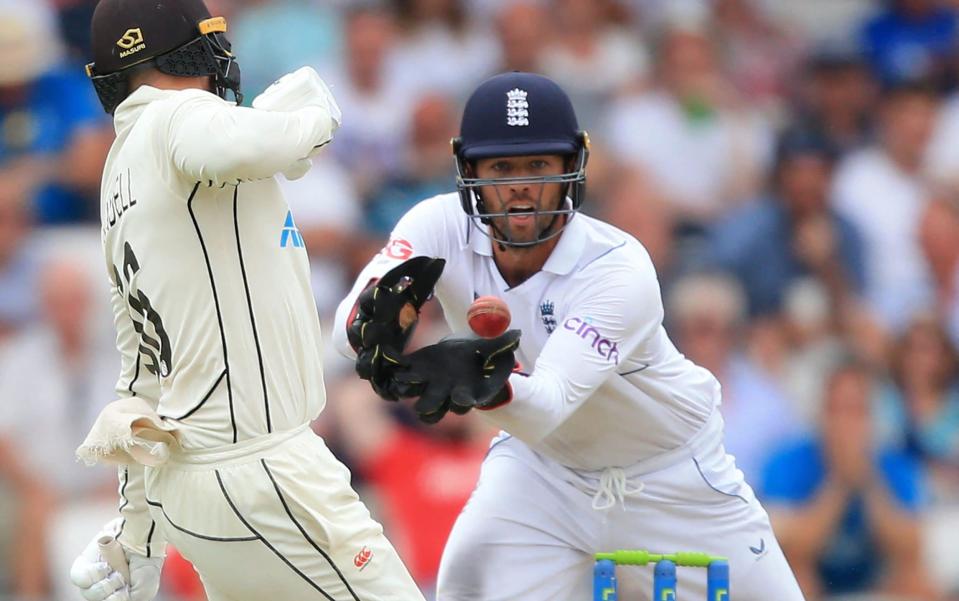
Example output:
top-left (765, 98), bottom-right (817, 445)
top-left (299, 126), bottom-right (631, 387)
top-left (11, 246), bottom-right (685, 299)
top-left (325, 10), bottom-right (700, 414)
top-left (144, 424), bottom-right (424, 601)
top-left (437, 413), bottom-right (806, 601)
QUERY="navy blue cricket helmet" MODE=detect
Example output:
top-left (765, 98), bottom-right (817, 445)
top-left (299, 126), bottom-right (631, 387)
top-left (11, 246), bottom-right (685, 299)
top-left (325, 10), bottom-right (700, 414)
top-left (453, 72), bottom-right (590, 247)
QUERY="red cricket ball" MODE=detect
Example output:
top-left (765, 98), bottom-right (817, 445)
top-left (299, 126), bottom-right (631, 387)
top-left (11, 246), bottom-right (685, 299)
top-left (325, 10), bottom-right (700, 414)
top-left (467, 296), bottom-right (511, 338)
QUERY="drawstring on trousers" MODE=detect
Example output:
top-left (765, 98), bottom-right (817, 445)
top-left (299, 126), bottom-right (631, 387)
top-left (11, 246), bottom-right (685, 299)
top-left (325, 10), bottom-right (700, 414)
top-left (591, 467), bottom-right (644, 511)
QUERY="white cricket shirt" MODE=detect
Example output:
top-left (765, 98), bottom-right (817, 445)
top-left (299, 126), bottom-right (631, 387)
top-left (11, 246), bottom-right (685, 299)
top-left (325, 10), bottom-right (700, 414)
top-left (334, 193), bottom-right (722, 470)
top-left (102, 86), bottom-right (334, 451)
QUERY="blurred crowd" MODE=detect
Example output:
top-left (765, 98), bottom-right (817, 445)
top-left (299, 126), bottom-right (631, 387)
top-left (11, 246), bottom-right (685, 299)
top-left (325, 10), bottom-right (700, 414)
top-left (1, 0), bottom-right (959, 599)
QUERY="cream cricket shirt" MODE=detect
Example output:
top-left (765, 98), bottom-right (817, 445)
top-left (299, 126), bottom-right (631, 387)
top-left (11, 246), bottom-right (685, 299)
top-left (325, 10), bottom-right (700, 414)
top-left (335, 193), bottom-right (723, 470)
top-left (102, 86), bottom-right (333, 451)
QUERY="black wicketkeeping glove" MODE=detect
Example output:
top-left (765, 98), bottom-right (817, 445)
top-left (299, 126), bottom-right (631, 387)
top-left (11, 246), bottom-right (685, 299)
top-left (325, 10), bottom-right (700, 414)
top-left (393, 330), bottom-right (521, 423)
top-left (347, 257), bottom-right (445, 400)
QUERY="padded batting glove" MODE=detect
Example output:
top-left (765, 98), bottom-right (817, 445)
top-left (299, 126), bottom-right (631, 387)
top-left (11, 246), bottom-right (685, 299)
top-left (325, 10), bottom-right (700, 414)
top-left (252, 66), bottom-right (342, 133)
top-left (70, 518), bottom-right (163, 601)
top-left (252, 66), bottom-right (342, 180)
top-left (347, 257), bottom-right (446, 400)
top-left (393, 330), bottom-right (521, 423)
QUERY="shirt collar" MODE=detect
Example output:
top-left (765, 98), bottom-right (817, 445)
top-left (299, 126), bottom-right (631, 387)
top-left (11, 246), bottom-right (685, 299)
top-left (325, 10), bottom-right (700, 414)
top-left (542, 213), bottom-right (586, 275)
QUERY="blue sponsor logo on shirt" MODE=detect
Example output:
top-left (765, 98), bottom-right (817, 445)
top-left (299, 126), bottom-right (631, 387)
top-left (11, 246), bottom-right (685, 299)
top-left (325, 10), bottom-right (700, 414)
top-left (280, 210), bottom-right (304, 248)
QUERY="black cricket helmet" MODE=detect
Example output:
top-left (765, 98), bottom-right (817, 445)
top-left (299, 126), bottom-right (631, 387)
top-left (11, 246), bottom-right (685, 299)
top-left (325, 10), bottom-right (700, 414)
top-left (85, 0), bottom-right (241, 114)
top-left (453, 71), bottom-right (589, 247)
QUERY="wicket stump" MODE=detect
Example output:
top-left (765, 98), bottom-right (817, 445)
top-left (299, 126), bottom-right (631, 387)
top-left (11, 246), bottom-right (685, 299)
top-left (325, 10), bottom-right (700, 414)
top-left (593, 550), bottom-right (730, 600)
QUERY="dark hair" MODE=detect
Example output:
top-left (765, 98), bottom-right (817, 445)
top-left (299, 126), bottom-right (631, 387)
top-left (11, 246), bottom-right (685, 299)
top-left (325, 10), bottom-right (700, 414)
top-left (773, 129), bottom-right (838, 169)
top-left (890, 314), bottom-right (959, 390)
top-left (880, 77), bottom-right (941, 104)
top-left (391, 0), bottom-right (466, 33)
top-left (825, 353), bottom-right (876, 396)
top-left (804, 42), bottom-right (868, 77)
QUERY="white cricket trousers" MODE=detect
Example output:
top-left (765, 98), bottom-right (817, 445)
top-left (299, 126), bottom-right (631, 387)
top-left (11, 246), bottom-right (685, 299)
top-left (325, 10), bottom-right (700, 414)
top-left (437, 413), bottom-right (806, 601)
top-left (143, 424), bottom-right (425, 601)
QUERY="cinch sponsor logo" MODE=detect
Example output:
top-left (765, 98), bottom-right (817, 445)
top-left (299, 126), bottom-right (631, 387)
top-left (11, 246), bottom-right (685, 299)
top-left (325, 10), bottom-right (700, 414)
top-left (563, 317), bottom-right (619, 363)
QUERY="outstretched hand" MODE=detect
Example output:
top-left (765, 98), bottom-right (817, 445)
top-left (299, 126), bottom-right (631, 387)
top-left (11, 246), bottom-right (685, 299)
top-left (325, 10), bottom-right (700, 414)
top-left (348, 257), bottom-right (446, 400)
top-left (393, 330), bottom-right (521, 423)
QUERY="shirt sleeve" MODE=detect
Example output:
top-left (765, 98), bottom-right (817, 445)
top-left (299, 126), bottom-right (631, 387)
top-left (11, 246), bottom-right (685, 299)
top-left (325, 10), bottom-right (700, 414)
top-left (483, 261), bottom-right (663, 443)
top-left (166, 91), bottom-right (335, 187)
top-left (331, 197), bottom-right (451, 359)
top-left (106, 273), bottom-right (167, 557)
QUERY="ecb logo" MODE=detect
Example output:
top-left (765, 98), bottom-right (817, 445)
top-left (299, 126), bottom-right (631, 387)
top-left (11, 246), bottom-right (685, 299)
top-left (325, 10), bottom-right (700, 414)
top-left (506, 88), bottom-right (529, 126)
top-left (539, 300), bottom-right (556, 333)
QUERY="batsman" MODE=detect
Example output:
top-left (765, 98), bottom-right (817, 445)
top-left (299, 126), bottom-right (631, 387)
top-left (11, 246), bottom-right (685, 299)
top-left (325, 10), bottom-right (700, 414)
top-left (335, 72), bottom-right (807, 600)
top-left (69, 1), bottom-right (425, 600)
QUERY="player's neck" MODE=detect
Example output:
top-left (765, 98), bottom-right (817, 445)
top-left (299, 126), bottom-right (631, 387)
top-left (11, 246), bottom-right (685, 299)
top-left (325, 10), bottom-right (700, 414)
top-left (491, 233), bottom-right (561, 288)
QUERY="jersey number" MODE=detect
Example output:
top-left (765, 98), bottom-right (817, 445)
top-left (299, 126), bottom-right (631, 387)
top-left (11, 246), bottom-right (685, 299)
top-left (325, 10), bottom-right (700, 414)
top-left (114, 242), bottom-right (172, 377)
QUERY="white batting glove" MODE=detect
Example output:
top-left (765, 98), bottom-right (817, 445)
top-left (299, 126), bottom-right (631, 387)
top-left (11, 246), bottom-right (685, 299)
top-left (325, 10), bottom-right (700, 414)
top-left (252, 66), bottom-right (341, 180)
top-left (253, 66), bottom-right (342, 134)
top-left (70, 519), bottom-right (164, 601)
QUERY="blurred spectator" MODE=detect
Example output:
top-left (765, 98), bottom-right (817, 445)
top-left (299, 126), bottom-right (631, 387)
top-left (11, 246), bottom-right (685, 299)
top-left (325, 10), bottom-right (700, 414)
top-left (0, 169), bottom-right (41, 341)
top-left (365, 93), bottom-right (458, 236)
top-left (761, 0), bottom-right (876, 45)
top-left (493, 1), bottom-right (549, 73)
top-left (713, 0), bottom-right (804, 118)
top-left (763, 359), bottom-right (934, 600)
top-left (330, 376), bottom-right (493, 592)
top-left (540, 0), bottom-right (648, 128)
top-left (0, 1), bottom-right (111, 225)
top-left (0, 257), bottom-right (116, 597)
top-left (54, 0), bottom-right (97, 61)
top-left (669, 273), bottom-right (800, 484)
top-left (832, 80), bottom-right (938, 334)
top-left (778, 280), bottom-right (852, 426)
top-left (390, 0), bottom-right (498, 96)
top-left (601, 168), bottom-right (680, 284)
top-left (918, 195), bottom-right (959, 349)
top-left (926, 86), bottom-right (959, 187)
top-left (319, 5), bottom-right (415, 199)
top-left (230, 0), bottom-right (340, 99)
top-left (710, 131), bottom-right (865, 318)
top-left (791, 44), bottom-right (878, 156)
top-left (627, 0), bottom-right (711, 32)
top-left (604, 16), bottom-right (772, 228)
top-left (879, 314), bottom-right (959, 502)
top-left (860, 0), bottom-right (959, 86)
